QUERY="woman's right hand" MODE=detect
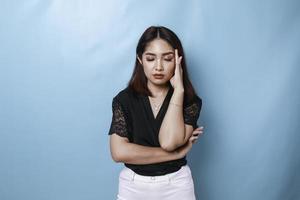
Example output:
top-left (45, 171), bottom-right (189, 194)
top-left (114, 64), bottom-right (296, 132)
top-left (176, 127), bottom-right (204, 158)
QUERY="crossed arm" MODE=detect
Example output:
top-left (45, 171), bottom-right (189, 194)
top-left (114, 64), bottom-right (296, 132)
top-left (109, 134), bottom-right (181, 165)
top-left (158, 89), bottom-right (194, 151)
top-left (108, 89), bottom-right (197, 164)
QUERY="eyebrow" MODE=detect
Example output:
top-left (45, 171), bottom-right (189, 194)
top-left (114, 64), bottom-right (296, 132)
top-left (144, 51), bottom-right (174, 56)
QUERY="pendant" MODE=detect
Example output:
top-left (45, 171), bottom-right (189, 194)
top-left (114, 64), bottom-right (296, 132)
top-left (149, 97), bottom-right (161, 111)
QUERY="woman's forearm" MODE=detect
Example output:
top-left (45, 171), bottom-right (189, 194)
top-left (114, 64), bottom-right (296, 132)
top-left (114, 141), bottom-right (180, 165)
top-left (158, 88), bottom-right (185, 151)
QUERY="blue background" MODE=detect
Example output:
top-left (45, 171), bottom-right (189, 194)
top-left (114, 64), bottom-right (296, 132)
top-left (1, 0), bottom-right (299, 199)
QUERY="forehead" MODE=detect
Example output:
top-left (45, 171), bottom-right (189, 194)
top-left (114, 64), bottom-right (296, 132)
top-left (144, 39), bottom-right (174, 55)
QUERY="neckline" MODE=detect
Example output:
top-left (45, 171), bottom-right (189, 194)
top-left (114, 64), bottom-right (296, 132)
top-left (145, 87), bottom-right (173, 121)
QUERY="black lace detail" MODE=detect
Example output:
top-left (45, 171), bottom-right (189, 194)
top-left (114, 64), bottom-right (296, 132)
top-left (183, 98), bottom-right (202, 129)
top-left (108, 98), bottom-right (129, 138)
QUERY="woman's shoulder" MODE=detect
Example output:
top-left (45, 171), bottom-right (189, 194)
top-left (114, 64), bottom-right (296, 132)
top-left (184, 93), bottom-right (202, 107)
top-left (113, 86), bottom-right (137, 104)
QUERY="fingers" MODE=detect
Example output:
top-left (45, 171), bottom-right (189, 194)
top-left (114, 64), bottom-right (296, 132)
top-left (175, 49), bottom-right (182, 67)
top-left (190, 135), bottom-right (199, 143)
top-left (189, 126), bottom-right (205, 145)
top-left (192, 126), bottom-right (204, 136)
top-left (172, 49), bottom-right (183, 89)
top-left (175, 49), bottom-right (178, 65)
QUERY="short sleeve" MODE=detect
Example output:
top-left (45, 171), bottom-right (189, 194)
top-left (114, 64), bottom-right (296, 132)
top-left (108, 97), bottom-right (129, 138)
top-left (183, 97), bottom-right (202, 129)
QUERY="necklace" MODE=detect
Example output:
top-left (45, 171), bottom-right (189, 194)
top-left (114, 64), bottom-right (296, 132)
top-left (150, 98), bottom-right (162, 111)
top-left (148, 88), bottom-right (168, 111)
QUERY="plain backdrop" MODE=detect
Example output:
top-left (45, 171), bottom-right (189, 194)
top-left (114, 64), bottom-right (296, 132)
top-left (0, 0), bottom-right (299, 199)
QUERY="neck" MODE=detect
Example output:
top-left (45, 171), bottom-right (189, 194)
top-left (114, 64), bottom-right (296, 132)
top-left (147, 82), bottom-right (170, 98)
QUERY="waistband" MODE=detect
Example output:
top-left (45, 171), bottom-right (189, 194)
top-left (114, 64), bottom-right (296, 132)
top-left (119, 165), bottom-right (191, 183)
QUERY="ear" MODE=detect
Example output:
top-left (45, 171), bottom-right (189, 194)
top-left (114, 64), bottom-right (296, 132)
top-left (137, 54), bottom-right (142, 65)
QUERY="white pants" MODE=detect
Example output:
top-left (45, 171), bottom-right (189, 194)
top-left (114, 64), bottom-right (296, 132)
top-left (117, 165), bottom-right (196, 200)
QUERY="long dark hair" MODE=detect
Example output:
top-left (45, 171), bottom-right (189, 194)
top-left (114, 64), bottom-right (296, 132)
top-left (128, 26), bottom-right (198, 105)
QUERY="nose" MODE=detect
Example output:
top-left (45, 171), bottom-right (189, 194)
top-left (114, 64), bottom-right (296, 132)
top-left (155, 59), bottom-right (163, 71)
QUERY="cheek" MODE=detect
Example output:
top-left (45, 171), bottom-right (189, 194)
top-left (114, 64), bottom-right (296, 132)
top-left (142, 64), bottom-right (152, 77)
top-left (166, 63), bottom-right (175, 74)
top-left (165, 61), bottom-right (175, 69)
top-left (165, 67), bottom-right (175, 79)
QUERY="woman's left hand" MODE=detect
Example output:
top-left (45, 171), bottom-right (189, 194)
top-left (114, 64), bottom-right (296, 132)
top-left (170, 49), bottom-right (184, 91)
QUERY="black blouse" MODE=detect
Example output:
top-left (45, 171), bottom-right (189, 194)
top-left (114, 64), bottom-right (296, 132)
top-left (108, 86), bottom-right (202, 176)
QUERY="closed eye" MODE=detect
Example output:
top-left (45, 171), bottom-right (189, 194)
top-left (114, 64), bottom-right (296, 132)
top-left (164, 57), bottom-right (173, 62)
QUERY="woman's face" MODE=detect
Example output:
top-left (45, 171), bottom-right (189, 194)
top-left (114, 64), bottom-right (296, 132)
top-left (137, 38), bottom-right (175, 87)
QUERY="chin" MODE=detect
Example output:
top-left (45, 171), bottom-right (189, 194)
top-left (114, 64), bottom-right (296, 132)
top-left (150, 79), bottom-right (168, 86)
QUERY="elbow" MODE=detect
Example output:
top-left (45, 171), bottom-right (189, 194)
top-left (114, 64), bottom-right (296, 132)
top-left (159, 129), bottom-right (186, 152)
top-left (160, 142), bottom-right (178, 152)
top-left (160, 136), bottom-right (186, 152)
top-left (110, 136), bottom-right (129, 163)
top-left (111, 155), bottom-right (121, 163)
top-left (111, 151), bottom-right (124, 163)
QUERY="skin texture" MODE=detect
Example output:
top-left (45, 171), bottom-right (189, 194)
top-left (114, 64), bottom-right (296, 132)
top-left (138, 38), bottom-right (179, 94)
top-left (109, 38), bottom-right (204, 164)
top-left (110, 127), bottom-right (203, 164)
top-left (138, 38), bottom-right (198, 151)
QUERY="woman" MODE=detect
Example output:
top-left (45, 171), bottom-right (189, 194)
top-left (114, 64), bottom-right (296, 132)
top-left (108, 26), bottom-right (204, 200)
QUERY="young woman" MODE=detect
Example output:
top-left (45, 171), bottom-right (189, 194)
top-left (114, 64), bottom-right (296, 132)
top-left (108, 26), bottom-right (204, 200)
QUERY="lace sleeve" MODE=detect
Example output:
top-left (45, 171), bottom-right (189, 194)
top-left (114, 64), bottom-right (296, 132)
top-left (183, 97), bottom-right (202, 129)
top-left (108, 97), bottom-right (129, 138)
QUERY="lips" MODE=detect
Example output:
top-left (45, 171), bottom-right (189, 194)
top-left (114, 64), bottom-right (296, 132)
top-left (153, 74), bottom-right (164, 79)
